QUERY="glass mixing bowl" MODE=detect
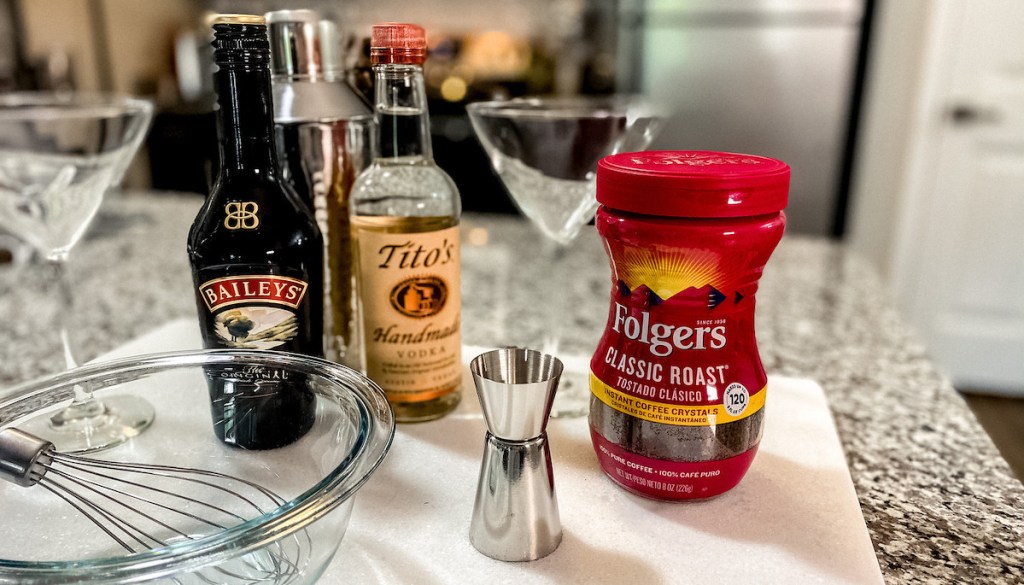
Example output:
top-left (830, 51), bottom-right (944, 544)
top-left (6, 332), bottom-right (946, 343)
top-left (0, 350), bottom-right (395, 584)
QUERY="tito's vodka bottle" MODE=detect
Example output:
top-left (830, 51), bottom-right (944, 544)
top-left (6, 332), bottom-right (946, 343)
top-left (350, 23), bottom-right (461, 422)
top-left (188, 15), bottom-right (323, 449)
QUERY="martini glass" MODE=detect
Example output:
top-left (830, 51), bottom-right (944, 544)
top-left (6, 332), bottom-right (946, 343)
top-left (0, 92), bottom-right (154, 452)
top-left (467, 95), bottom-right (662, 417)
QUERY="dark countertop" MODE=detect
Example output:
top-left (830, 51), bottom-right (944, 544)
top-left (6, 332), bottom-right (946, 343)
top-left (1, 192), bottom-right (1021, 583)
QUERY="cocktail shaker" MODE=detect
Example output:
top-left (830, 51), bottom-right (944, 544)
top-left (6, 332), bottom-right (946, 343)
top-left (469, 348), bottom-right (563, 562)
top-left (266, 10), bottom-right (374, 367)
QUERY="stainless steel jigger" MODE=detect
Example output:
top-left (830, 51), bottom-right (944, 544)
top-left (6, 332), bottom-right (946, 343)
top-left (469, 348), bottom-right (563, 562)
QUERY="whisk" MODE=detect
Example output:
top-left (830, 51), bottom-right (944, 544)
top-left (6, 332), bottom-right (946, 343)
top-left (0, 427), bottom-right (309, 582)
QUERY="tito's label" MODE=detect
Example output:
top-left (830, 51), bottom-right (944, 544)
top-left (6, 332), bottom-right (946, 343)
top-left (355, 227), bottom-right (461, 401)
top-left (590, 285), bottom-right (767, 427)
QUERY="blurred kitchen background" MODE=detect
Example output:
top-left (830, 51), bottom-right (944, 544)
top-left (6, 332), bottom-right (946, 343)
top-left (0, 0), bottom-right (1021, 463)
top-left (6, 0), bottom-right (870, 232)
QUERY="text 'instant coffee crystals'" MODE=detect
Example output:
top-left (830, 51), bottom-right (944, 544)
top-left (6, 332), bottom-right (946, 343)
top-left (589, 151), bottom-right (788, 500)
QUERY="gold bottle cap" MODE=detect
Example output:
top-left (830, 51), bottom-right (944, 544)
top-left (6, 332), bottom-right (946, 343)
top-left (210, 14), bottom-right (266, 27)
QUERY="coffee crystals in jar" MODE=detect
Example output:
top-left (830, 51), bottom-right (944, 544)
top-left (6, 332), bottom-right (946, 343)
top-left (589, 150), bottom-right (788, 500)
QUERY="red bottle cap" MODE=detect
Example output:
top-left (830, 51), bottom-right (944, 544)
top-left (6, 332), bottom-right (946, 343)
top-left (597, 151), bottom-right (790, 218)
top-left (371, 23), bottom-right (427, 65)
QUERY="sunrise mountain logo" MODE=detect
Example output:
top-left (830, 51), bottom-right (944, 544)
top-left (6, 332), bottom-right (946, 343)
top-left (616, 282), bottom-right (735, 310)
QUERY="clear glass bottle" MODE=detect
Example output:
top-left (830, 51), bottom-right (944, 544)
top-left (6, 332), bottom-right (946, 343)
top-left (350, 23), bottom-right (462, 422)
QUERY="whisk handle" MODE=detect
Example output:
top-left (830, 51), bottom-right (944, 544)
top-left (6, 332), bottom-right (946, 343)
top-left (0, 428), bottom-right (54, 487)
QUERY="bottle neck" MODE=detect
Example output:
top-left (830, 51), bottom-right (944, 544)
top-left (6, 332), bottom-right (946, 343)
top-left (214, 64), bottom-right (279, 176)
top-left (374, 63), bottom-right (433, 162)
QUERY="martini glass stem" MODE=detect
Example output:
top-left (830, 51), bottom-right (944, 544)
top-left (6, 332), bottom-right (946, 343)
top-left (539, 238), bottom-right (590, 418)
top-left (49, 256), bottom-right (78, 370)
top-left (46, 255), bottom-right (106, 420)
top-left (541, 240), bottom-right (569, 356)
top-left (38, 247), bottom-right (154, 452)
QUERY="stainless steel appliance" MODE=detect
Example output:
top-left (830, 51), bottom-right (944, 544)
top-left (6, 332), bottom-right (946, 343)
top-left (267, 10), bottom-right (374, 366)
top-left (620, 0), bottom-right (865, 235)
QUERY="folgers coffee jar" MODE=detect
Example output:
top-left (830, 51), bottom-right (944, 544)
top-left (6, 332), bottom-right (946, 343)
top-left (589, 150), bottom-right (788, 500)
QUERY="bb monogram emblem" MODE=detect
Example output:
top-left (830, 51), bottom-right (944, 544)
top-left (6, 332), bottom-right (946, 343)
top-left (224, 201), bottom-right (260, 230)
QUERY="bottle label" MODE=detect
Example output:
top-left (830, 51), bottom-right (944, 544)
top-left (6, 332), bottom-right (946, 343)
top-left (590, 278), bottom-right (767, 427)
top-left (355, 226), bottom-right (461, 401)
top-left (198, 274), bottom-right (309, 350)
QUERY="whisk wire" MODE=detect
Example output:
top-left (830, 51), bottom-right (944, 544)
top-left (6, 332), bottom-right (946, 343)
top-left (45, 454), bottom-right (311, 580)
top-left (56, 452), bottom-right (288, 507)
top-left (0, 427), bottom-right (313, 583)
top-left (40, 482), bottom-right (140, 553)
top-left (52, 458), bottom-right (246, 529)
top-left (44, 465), bottom-right (200, 548)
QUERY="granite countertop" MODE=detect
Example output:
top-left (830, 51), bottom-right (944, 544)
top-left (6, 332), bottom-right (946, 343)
top-left (1, 192), bottom-right (1021, 583)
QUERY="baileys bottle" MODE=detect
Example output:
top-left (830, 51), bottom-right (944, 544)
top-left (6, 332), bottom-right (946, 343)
top-left (187, 15), bottom-right (323, 449)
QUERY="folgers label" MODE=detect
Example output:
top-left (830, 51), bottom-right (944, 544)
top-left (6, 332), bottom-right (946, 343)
top-left (591, 287), bottom-right (766, 428)
top-left (590, 150), bottom-right (788, 501)
top-left (589, 278), bottom-right (768, 499)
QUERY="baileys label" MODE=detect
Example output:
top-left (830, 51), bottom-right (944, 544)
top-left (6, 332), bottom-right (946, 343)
top-left (198, 274), bottom-right (309, 351)
top-left (200, 275), bottom-right (308, 311)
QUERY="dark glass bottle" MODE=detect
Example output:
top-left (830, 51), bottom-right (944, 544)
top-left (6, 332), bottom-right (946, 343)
top-left (187, 15), bottom-right (323, 450)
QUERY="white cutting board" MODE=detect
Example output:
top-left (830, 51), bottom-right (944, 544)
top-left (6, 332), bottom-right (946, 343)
top-left (97, 319), bottom-right (884, 585)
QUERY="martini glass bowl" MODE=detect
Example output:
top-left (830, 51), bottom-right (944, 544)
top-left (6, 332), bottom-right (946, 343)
top-left (0, 92), bottom-right (154, 451)
top-left (467, 95), bottom-right (663, 417)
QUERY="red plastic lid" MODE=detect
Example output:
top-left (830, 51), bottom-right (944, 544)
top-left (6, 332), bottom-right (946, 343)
top-left (597, 151), bottom-right (790, 218)
top-left (371, 23), bottom-right (427, 65)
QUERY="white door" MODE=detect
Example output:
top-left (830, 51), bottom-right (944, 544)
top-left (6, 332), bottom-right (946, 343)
top-left (894, 0), bottom-right (1024, 394)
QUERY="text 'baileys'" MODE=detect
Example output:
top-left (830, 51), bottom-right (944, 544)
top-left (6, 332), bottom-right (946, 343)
top-left (199, 275), bottom-right (308, 310)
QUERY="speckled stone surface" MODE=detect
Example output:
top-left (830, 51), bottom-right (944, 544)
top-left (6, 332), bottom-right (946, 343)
top-left (1, 193), bottom-right (1022, 583)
